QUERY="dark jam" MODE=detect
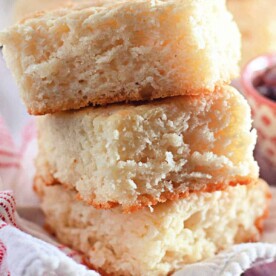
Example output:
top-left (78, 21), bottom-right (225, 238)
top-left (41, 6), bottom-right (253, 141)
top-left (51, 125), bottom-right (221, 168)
top-left (253, 65), bottom-right (276, 102)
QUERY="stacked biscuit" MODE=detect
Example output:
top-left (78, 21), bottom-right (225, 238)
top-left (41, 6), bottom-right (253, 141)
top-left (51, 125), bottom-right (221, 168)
top-left (0, 1), bottom-right (270, 275)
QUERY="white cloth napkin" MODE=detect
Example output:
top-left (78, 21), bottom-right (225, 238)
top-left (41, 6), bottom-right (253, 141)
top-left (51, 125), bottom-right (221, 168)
top-left (0, 191), bottom-right (98, 276)
top-left (175, 243), bottom-right (276, 276)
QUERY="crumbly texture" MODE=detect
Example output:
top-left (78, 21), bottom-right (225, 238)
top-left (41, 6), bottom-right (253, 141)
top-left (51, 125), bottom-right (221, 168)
top-left (35, 86), bottom-right (259, 212)
top-left (227, 0), bottom-right (276, 67)
top-left (37, 179), bottom-right (270, 276)
top-left (0, 0), bottom-right (240, 115)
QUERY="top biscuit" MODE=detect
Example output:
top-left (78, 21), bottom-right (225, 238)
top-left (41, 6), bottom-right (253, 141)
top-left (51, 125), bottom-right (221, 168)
top-left (0, 0), bottom-right (241, 115)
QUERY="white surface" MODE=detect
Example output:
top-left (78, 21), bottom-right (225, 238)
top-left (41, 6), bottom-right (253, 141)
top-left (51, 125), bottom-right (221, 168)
top-left (1, 221), bottom-right (98, 276)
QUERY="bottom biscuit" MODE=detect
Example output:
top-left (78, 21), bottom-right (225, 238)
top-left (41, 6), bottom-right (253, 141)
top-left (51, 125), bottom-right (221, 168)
top-left (38, 179), bottom-right (270, 276)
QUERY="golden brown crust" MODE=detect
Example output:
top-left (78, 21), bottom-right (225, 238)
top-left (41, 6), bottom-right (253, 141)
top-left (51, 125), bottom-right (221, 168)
top-left (122, 178), bottom-right (253, 213)
top-left (27, 83), bottom-right (227, 115)
top-left (44, 222), bottom-right (57, 237)
top-left (34, 172), bottom-right (254, 213)
top-left (77, 194), bottom-right (119, 209)
top-left (82, 258), bottom-right (113, 276)
top-left (254, 189), bottom-right (271, 234)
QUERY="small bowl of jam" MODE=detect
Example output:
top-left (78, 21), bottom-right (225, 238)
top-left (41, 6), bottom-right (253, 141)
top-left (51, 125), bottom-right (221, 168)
top-left (241, 54), bottom-right (276, 185)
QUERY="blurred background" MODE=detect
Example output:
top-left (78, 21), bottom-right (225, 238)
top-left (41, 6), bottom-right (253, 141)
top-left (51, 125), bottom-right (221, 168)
top-left (0, 0), bottom-right (275, 183)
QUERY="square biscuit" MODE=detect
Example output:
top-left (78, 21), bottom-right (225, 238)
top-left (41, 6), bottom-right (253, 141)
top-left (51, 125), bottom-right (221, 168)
top-left (35, 86), bottom-right (259, 212)
top-left (37, 179), bottom-right (270, 276)
top-left (0, 0), bottom-right (240, 114)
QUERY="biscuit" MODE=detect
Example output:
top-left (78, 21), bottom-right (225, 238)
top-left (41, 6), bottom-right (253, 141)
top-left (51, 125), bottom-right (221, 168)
top-left (0, 0), bottom-right (240, 114)
top-left (37, 179), bottom-right (270, 276)
top-left (35, 86), bottom-right (259, 212)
